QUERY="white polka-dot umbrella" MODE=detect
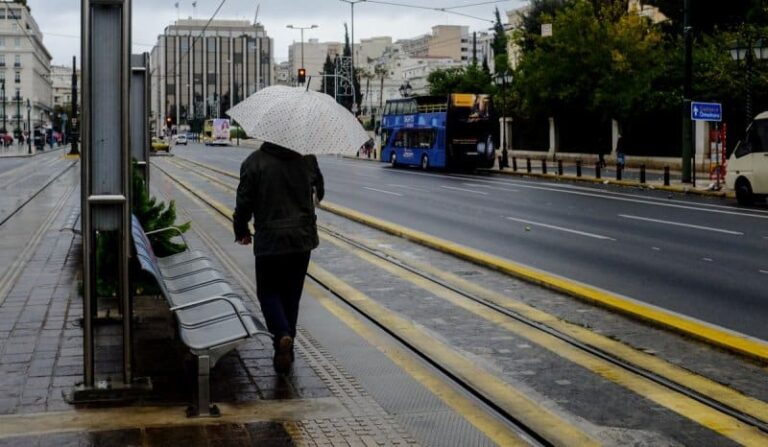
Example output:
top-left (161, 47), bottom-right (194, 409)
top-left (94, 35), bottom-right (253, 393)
top-left (226, 85), bottom-right (370, 155)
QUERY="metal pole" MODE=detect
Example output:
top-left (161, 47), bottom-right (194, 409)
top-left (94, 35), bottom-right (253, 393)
top-left (69, 56), bottom-right (79, 155)
top-left (300, 28), bottom-right (304, 70)
top-left (26, 99), bottom-right (30, 154)
top-left (1, 81), bottom-right (5, 134)
top-left (681, 0), bottom-right (693, 183)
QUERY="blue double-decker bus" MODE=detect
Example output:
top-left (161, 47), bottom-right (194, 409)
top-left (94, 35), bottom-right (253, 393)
top-left (379, 94), bottom-right (495, 170)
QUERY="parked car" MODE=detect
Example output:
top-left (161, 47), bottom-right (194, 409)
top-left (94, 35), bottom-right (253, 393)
top-left (174, 134), bottom-right (188, 145)
top-left (151, 137), bottom-right (170, 153)
top-left (725, 111), bottom-right (768, 205)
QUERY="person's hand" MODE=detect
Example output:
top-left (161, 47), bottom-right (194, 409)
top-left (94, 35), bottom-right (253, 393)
top-left (236, 235), bottom-right (252, 245)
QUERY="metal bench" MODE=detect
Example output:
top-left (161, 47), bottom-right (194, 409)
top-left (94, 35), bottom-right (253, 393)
top-left (130, 215), bottom-right (271, 417)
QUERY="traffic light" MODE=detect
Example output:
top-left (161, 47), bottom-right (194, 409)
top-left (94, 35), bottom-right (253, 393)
top-left (297, 68), bottom-right (306, 84)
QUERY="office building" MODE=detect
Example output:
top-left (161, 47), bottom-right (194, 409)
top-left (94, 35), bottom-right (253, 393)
top-left (151, 18), bottom-right (274, 133)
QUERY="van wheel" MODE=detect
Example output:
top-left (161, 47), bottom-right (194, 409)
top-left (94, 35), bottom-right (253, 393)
top-left (421, 154), bottom-right (429, 170)
top-left (390, 152), bottom-right (397, 168)
top-left (736, 178), bottom-right (754, 206)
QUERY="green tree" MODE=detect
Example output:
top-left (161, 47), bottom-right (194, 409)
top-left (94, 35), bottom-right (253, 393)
top-left (319, 54), bottom-right (336, 96)
top-left (513, 0), bottom-right (668, 126)
top-left (492, 7), bottom-right (511, 74)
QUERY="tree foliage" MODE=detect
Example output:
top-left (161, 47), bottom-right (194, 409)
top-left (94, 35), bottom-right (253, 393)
top-left (427, 65), bottom-right (493, 96)
top-left (513, 0), bottom-right (670, 125)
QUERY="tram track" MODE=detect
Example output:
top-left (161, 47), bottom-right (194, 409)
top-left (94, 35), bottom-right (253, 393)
top-left (156, 156), bottom-right (768, 445)
top-left (0, 157), bottom-right (77, 228)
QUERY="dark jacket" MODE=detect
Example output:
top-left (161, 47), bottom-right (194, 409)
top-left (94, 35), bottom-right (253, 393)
top-left (233, 143), bottom-right (320, 257)
top-left (304, 154), bottom-right (325, 203)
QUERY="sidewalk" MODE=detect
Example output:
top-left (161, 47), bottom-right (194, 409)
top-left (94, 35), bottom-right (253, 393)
top-left (0, 175), bottom-right (419, 446)
top-left (341, 153), bottom-right (736, 199)
top-left (0, 143), bottom-right (70, 158)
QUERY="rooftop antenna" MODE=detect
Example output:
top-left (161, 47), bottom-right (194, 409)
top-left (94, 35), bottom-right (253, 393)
top-left (254, 3), bottom-right (260, 24)
top-left (174, 1), bottom-right (180, 21)
top-left (192, 1), bottom-right (197, 18)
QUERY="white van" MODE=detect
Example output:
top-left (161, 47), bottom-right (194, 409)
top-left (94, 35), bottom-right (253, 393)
top-left (725, 112), bottom-right (768, 205)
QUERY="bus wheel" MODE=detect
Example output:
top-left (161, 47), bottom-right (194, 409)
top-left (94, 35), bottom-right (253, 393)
top-left (421, 154), bottom-right (429, 170)
top-left (736, 178), bottom-right (754, 206)
top-left (390, 152), bottom-right (397, 168)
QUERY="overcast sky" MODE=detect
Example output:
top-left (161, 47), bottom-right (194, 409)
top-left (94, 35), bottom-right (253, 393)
top-left (29, 0), bottom-right (524, 66)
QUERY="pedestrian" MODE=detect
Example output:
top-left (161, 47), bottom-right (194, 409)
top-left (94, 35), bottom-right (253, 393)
top-left (304, 154), bottom-right (325, 205)
top-left (233, 141), bottom-right (321, 374)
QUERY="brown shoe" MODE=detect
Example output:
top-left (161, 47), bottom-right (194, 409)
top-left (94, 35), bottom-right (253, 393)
top-left (274, 335), bottom-right (294, 374)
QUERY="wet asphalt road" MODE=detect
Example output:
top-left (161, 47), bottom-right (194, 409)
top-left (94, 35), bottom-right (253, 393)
top-left (168, 143), bottom-right (768, 340)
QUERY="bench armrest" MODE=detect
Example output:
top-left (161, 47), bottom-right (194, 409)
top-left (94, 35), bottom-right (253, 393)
top-left (145, 226), bottom-right (189, 246)
top-left (170, 295), bottom-right (251, 336)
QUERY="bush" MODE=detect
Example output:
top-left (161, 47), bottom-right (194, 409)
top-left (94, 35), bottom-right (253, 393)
top-left (230, 127), bottom-right (248, 139)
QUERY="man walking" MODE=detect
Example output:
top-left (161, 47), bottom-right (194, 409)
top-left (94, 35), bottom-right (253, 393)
top-left (233, 142), bottom-right (321, 374)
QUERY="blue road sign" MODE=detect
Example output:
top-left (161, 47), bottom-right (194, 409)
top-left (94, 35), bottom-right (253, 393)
top-left (691, 102), bottom-right (722, 122)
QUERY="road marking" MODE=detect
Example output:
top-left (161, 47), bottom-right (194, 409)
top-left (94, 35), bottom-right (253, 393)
top-left (759, 270), bottom-right (768, 275)
top-left (440, 185), bottom-right (487, 195)
top-left (702, 258), bottom-right (714, 262)
top-left (618, 215), bottom-right (744, 236)
top-left (363, 186), bottom-right (402, 196)
top-left (652, 247), bottom-right (662, 251)
top-left (463, 183), bottom-right (520, 193)
top-left (320, 234), bottom-right (768, 444)
top-left (506, 216), bottom-right (616, 241)
top-left (309, 265), bottom-right (599, 447)
top-left (387, 184), bottom-right (431, 193)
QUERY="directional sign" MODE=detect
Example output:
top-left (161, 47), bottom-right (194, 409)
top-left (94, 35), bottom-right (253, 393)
top-left (691, 102), bottom-right (722, 122)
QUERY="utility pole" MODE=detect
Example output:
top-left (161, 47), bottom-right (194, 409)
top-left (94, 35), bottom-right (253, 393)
top-left (69, 56), bottom-right (79, 155)
top-left (1, 80), bottom-right (6, 135)
top-left (26, 99), bottom-right (31, 154)
top-left (681, 0), bottom-right (693, 183)
top-left (473, 32), bottom-right (477, 65)
top-left (15, 90), bottom-right (20, 139)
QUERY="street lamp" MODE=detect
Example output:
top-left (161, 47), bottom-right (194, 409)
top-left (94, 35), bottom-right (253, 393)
top-left (339, 0), bottom-right (365, 69)
top-left (286, 24), bottom-right (318, 83)
top-left (729, 37), bottom-right (768, 126)
top-left (494, 72), bottom-right (513, 169)
top-left (0, 80), bottom-right (5, 135)
top-left (26, 99), bottom-right (31, 154)
top-left (398, 80), bottom-right (412, 98)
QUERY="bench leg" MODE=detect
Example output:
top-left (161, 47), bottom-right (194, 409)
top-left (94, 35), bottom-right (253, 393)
top-left (187, 354), bottom-right (220, 418)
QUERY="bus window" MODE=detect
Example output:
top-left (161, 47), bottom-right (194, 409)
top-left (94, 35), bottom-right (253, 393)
top-left (416, 129), bottom-right (436, 148)
top-left (393, 130), bottom-right (407, 148)
top-left (384, 102), bottom-right (392, 116)
top-left (394, 102), bottom-right (403, 115)
top-left (406, 101), bottom-right (417, 115)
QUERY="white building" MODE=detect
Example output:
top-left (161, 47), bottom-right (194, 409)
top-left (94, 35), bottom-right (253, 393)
top-left (50, 64), bottom-right (78, 108)
top-left (287, 38), bottom-right (343, 90)
top-left (0, 2), bottom-right (52, 135)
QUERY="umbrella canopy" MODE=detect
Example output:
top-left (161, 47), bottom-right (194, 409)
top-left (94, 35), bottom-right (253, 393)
top-left (226, 85), bottom-right (370, 155)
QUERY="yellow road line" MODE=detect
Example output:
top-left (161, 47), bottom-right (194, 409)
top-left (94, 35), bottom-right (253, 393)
top-left (308, 265), bottom-right (599, 447)
top-left (153, 162), bottom-right (548, 446)
top-left (341, 235), bottom-right (768, 425)
top-left (172, 156), bottom-right (763, 361)
top-left (320, 234), bottom-right (768, 445)
top-left (320, 201), bottom-right (768, 363)
top-left (305, 283), bottom-right (533, 447)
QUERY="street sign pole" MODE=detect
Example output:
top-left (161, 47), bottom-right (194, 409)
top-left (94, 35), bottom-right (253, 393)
top-left (690, 101), bottom-right (723, 190)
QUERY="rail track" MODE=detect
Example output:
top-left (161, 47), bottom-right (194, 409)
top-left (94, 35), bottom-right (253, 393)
top-left (154, 155), bottom-right (768, 446)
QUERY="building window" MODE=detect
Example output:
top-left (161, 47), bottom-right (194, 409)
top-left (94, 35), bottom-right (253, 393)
top-left (14, 37), bottom-right (20, 48)
top-left (14, 71), bottom-right (20, 83)
top-left (0, 55), bottom-right (4, 67)
top-left (14, 55), bottom-right (20, 67)
top-left (0, 37), bottom-right (4, 48)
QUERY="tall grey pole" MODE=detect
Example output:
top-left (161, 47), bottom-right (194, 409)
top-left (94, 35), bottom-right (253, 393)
top-left (69, 55), bottom-right (79, 155)
top-left (26, 99), bottom-right (31, 154)
top-left (681, 0), bottom-right (693, 183)
top-left (300, 28), bottom-right (305, 69)
top-left (1, 80), bottom-right (5, 134)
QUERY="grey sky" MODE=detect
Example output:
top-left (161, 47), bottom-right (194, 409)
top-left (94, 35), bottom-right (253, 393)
top-left (29, 0), bottom-right (523, 66)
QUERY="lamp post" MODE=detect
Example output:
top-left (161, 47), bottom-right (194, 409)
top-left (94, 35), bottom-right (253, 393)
top-left (730, 37), bottom-right (768, 128)
top-left (495, 72), bottom-right (513, 169)
top-left (26, 99), bottom-right (30, 154)
top-left (286, 24), bottom-right (318, 82)
top-left (14, 90), bottom-right (20, 139)
top-left (1, 80), bottom-right (5, 135)
top-left (398, 80), bottom-right (412, 98)
top-left (69, 55), bottom-right (79, 155)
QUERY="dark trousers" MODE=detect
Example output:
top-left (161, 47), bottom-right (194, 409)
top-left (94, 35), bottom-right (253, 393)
top-left (255, 251), bottom-right (311, 346)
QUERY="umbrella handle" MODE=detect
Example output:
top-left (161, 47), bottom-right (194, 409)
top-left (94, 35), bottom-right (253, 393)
top-left (306, 77), bottom-right (311, 92)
